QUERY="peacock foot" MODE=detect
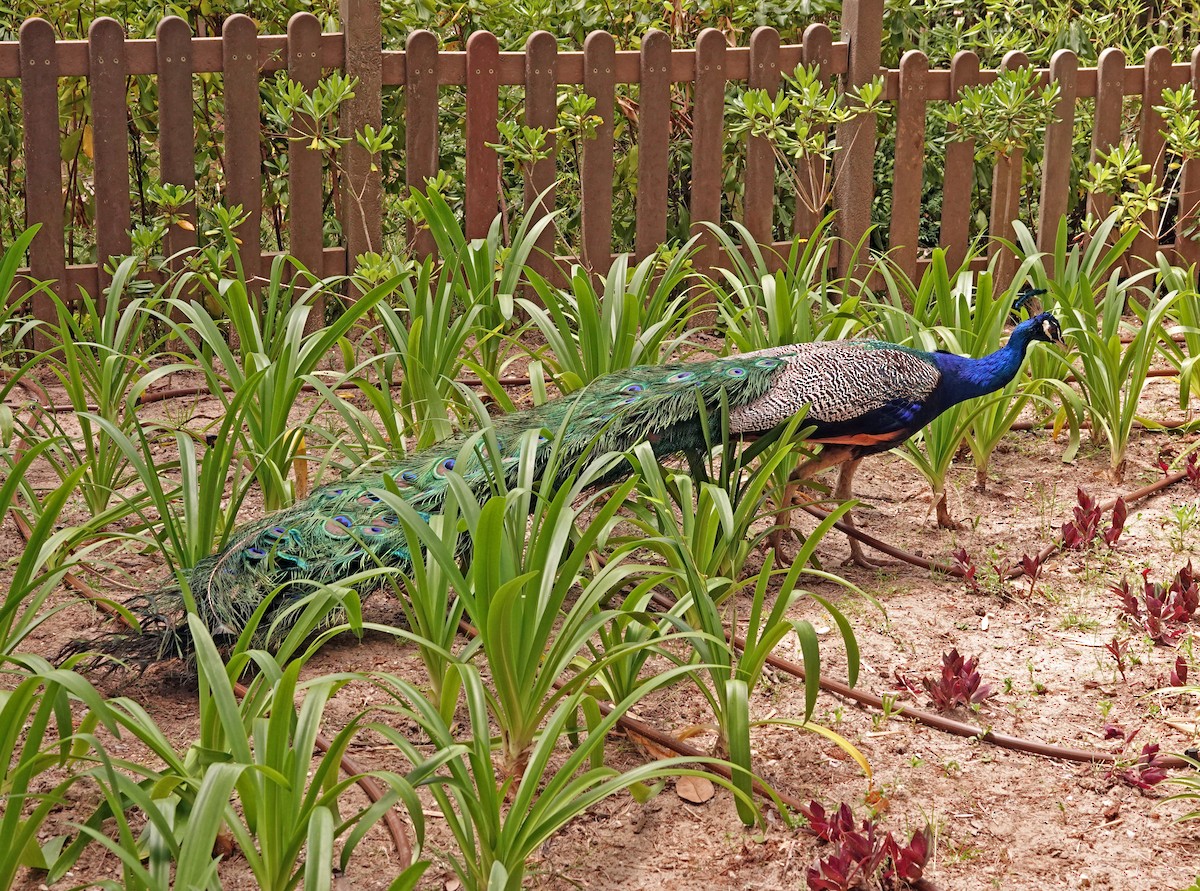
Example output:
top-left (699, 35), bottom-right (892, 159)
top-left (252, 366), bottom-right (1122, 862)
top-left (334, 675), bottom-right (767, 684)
top-left (769, 526), bottom-right (802, 566)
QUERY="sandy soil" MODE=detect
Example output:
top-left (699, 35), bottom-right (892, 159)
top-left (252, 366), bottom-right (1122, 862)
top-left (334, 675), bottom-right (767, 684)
top-left (4, 367), bottom-right (1200, 891)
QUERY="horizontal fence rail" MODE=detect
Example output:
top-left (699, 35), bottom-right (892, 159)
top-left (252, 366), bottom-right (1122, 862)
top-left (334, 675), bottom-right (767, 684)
top-left (5, 0), bottom-right (1200, 330)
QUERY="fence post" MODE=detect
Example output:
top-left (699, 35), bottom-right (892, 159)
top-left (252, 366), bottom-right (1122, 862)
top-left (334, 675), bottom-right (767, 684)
top-left (832, 0), bottom-right (883, 284)
top-left (19, 18), bottom-right (64, 347)
top-left (340, 0), bottom-right (383, 265)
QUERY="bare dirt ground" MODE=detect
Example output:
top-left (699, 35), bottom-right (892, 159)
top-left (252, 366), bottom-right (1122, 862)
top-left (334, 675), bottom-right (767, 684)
top-left (6, 370), bottom-right (1200, 891)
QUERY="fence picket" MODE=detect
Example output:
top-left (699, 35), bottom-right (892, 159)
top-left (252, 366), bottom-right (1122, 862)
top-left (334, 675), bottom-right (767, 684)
top-left (795, 23), bottom-right (833, 240)
top-left (690, 29), bottom-right (726, 274)
top-left (889, 50), bottom-right (929, 282)
top-left (1177, 46), bottom-right (1200, 267)
top-left (156, 17), bottom-right (197, 268)
top-left (1133, 46), bottom-right (1172, 268)
top-left (465, 31), bottom-right (499, 241)
top-left (989, 51), bottom-right (1030, 289)
top-left (405, 30), bottom-right (439, 259)
top-left (635, 29), bottom-right (670, 260)
top-left (1037, 49), bottom-right (1079, 255)
top-left (941, 51), bottom-right (979, 272)
top-left (340, 0), bottom-right (382, 261)
top-left (18, 18), bottom-right (64, 336)
top-left (89, 18), bottom-right (131, 296)
top-left (1089, 48), bottom-right (1126, 226)
top-left (525, 30), bottom-right (558, 279)
top-left (581, 30), bottom-right (615, 272)
top-left (223, 15), bottom-right (261, 283)
top-left (832, 0), bottom-right (883, 280)
top-left (288, 12), bottom-right (324, 296)
top-left (743, 27), bottom-right (779, 247)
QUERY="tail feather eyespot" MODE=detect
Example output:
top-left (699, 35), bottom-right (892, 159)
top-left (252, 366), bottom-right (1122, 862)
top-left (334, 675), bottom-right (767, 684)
top-left (323, 516), bottom-right (353, 537)
top-left (666, 370), bottom-right (695, 383)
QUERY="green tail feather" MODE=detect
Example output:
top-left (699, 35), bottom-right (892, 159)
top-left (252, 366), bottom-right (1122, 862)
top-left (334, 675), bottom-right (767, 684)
top-left (67, 353), bottom-right (786, 669)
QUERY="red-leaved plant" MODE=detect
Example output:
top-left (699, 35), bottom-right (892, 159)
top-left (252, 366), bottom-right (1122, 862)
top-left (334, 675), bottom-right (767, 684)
top-left (1062, 489), bottom-right (1126, 550)
top-left (1111, 743), bottom-right (1170, 791)
top-left (922, 649), bottom-right (995, 712)
top-left (800, 800), bottom-right (932, 891)
top-left (1112, 562), bottom-right (1198, 645)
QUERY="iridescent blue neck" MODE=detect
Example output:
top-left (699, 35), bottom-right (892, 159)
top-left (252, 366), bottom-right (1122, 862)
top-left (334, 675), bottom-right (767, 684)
top-left (932, 321), bottom-right (1041, 405)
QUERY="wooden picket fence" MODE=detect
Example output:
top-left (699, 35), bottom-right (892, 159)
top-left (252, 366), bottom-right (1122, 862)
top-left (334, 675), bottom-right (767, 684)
top-left (4, 0), bottom-right (1200, 330)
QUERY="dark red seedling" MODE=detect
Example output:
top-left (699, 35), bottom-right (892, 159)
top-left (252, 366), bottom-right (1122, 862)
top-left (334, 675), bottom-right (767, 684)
top-left (1165, 654), bottom-right (1188, 688)
top-left (952, 546), bottom-right (981, 594)
top-left (1112, 743), bottom-right (1170, 791)
top-left (923, 649), bottom-right (995, 712)
top-left (1103, 636), bottom-right (1129, 681)
top-left (1061, 488), bottom-right (1126, 550)
top-left (1104, 497), bottom-right (1127, 546)
top-left (801, 800), bottom-right (930, 891)
top-left (1114, 562), bottom-right (1198, 645)
top-left (1019, 552), bottom-right (1042, 596)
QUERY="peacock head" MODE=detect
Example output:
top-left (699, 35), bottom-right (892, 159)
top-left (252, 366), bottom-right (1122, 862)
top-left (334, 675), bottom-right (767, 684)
top-left (1023, 311), bottom-right (1065, 347)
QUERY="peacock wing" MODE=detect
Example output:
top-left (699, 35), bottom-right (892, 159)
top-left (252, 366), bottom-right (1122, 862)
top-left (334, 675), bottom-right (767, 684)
top-left (727, 341), bottom-right (942, 436)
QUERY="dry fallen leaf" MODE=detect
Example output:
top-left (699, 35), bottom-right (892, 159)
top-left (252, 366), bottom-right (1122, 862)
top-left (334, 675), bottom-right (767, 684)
top-left (676, 775), bottom-right (715, 805)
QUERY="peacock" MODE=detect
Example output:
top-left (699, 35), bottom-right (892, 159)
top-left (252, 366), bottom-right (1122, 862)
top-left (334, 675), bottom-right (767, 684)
top-left (69, 311), bottom-right (1064, 669)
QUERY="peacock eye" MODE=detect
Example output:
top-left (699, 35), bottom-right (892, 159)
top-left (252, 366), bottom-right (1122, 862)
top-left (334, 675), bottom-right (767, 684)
top-left (324, 516), bottom-right (353, 537)
top-left (621, 395), bottom-right (639, 405)
top-left (666, 370), bottom-right (695, 383)
top-left (358, 492), bottom-right (381, 505)
top-left (435, 457), bottom-right (456, 475)
top-left (396, 470), bottom-right (418, 487)
top-left (753, 358), bottom-right (780, 368)
top-left (373, 514), bottom-right (397, 527)
top-left (245, 546), bottom-right (267, 560)
top-left (621, 383), bottom-right (644, 393)
top-left (262, 525), bottom-right (287, 541)
top-left (724, 366), bottom-right (747, 377)
top-left (365, 525), bottom-right (386, 536)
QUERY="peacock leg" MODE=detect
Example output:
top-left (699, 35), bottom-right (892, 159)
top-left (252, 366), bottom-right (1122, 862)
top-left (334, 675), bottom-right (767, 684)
top-left (834, 458), bottom-right (889, 568)
top-left (770, 444), bottom-right (857, 558)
